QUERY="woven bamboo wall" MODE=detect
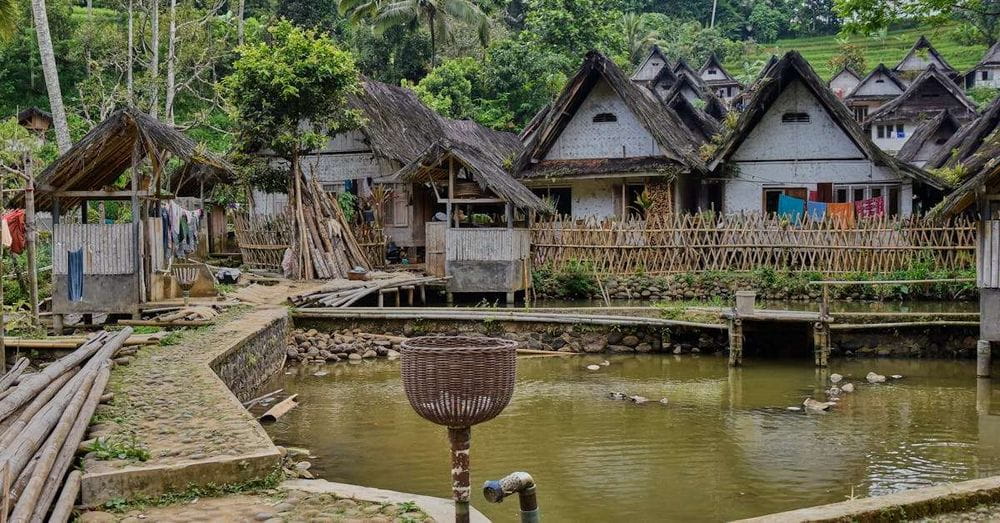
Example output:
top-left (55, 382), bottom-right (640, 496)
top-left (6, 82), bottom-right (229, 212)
top-left (531, 214), bottom-right (977, 275)
top-left (233, 213), bottom-right (292, 272)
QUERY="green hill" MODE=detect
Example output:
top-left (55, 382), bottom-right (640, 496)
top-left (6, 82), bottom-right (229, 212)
top-left (729, 25), bottom-right (988, 80)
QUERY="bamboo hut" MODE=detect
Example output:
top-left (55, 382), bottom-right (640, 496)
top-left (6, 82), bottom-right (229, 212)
top-left (14, 108), bottom-right (232, 331)
top-left (394, 122), bottom-right (552, 303)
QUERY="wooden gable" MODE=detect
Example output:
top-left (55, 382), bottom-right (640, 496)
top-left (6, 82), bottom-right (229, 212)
top-left (867, 65), bottom-right (978, 123)
top-left (894, 36), bottom-right (958, 78)
top-left (847, 64), bottom-right (906, 100)
top-left (632, 46), bottom-right (670, 82)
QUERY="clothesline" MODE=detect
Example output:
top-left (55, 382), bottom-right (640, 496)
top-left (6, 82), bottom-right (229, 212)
top-left (777, 194), bottom-right (887, 225)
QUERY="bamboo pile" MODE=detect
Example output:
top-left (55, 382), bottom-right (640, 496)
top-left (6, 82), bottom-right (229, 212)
top-left (289, 173), bottom-right (371, 280)
top-left (531, 213), bottom-right (977, 275)
top-left (233, 213), bottom-right (292, 273)
top-left (0, 328), bottom-right (133, 522)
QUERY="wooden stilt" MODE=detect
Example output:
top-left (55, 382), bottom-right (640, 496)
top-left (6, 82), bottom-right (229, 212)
top-left (506, 292), bottom-right (515, 305)
top-left (727, 318), bottom-right (743, 367)
top-left (813, 321), bottom-right (830, 367)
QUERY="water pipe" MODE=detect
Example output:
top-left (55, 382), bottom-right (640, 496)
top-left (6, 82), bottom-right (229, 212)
top-left (483, 472), bottom-right (539, 523)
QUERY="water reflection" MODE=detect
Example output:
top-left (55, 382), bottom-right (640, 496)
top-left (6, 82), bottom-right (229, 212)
top-left (261, 357), bottom-right (1000, 522)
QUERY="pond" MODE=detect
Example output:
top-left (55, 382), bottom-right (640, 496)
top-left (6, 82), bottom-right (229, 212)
top-left (260, 355), bottom-right (1000, 522)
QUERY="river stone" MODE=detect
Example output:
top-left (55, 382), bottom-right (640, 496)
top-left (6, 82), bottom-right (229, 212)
top-left (841, 383), bottom-right (855, 393)
top-left (659, 398), bottom-right (669, 405)
top-left (890, 374), bottom-right (903, 380)
top-left (600, 360), bottom-right (610, 366)
top-left (348, 353), bottom-right (362, 361)
top-left (673, 346), bottom-right (683, 354)
top-left (803, 398), bottom-right (834, 411)
top-left (586, 364), bottom-right (601, 371)
top-left (866, 372), bottom-right (886, 383)
top-left (786, 406), bottom-right (802, 412)
top-left (362, 349), bottom-right (377, 359)
top-left (608, 391), bottom-right (627, 400)
top-left (630, 395), bottom-right (649, 404)
top-left (830, 373), bottom-right (843, 384)
top-left (608, 345), bottom-right (633, 353)
top-left (622, 335), bottom-right (640, 347)
top-left (386, 349), bottom-right (400, 360)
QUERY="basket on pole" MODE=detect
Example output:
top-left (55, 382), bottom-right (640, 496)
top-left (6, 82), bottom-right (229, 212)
top-left (171, 262), bottom-right (201, 306)
top-left (400, 336), bottom-right (518, 523)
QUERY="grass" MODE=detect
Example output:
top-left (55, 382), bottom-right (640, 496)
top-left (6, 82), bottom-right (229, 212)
top-left (728, 24), bottom-right (987, 80)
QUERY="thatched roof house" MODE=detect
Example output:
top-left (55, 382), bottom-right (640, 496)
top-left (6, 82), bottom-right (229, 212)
top-left (828, 66), bottom-right (861, 99)
top-left (893, 35), bottom-right (959, 80)
top-left (895, 109), bottom-right (966, 168)
top-left (963, 41), bottom-right (1000, 88)
top-left (842, 64), bottom-right (907, 122)
top-left (699, 54), bottom-right (743, 100)
top-left (631, 45), bottom-right (671, 83)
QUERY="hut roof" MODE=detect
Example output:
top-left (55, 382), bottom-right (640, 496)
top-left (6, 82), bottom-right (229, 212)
top-left (23, 108), bottom-right (232, 211)
top-left (667, 94), bottom-right (720, 144)
top-left (865, 64), bottom-right (977, 123)
top-left (730, 55), bottom-right (779, 109)
top-left (964, 42), bottom-right (1000, 77)
top-left (16, 107), bottom-right (53, 128)
top-left (519, 103), bottom-right (551, 142)
top-left (895, 109), bottom-right (963, 164)
top-left (894, 35), bottom-right (958, 76)
top-left (925, 95), bottom-right (1000, 173)
top-left (707, 51), bottom-right (948, 189)
top-left (513, 51), bottom-right (705, 178)
top-left (829, 65), bottom-right (861, 85)
top-left (393, 127), bottom-right (550, 212)
top-left (928, 155), bottom-right (1000, 217)
top-left (843, 63), bottom-right (907, 102)
top-left (699, 54), bottom-right (742, 87)
top-left (348, 80), bottom-right (448, 165)
top-left (673, 58), bottom-right (706, 88)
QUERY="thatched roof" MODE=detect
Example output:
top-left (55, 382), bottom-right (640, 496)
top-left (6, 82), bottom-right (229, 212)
top-left (925, 95), bottom-right (1000, 172)
top-left (843, 63), bottom-right (907, 102)
top-left (894, 35), bottom-right (958, 77)
top-left (707, 51), bottom-right (948, 190)
top-left (655, 72), bottom-right (727, 121)
top-left (517, 157), bottom-right (682, 180)
top-left (519, 103), bottom-right (550, 141)
top-left (22, 108), bottom-right (231, 211)
top-left (668, 94), bottom-right (720, 143)
top-left (700, 54), bottom-right (742, 88)
top-left (393, 124), bottom-right (550, 212)
top-left (349, 80), bottom-right (447, 165)
top-left (865, 64), bottom-right (977, 123)
top-left (731, 55), bottom-right (779, 110)
top-left (829, 66), bottom-right (861, 85)
top-left (514, 51), bottom-right (705, 179)
top-left (631, 45), bottom-right (671, 82)
top-left (16, 107), bottom-right (52, 128)
top-left (895, 109), bottom-right (963, 164)
top-left (673, 58), bottom-right (704, 88)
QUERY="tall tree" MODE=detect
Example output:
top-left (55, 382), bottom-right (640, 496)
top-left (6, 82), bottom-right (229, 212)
top-left (621, 12), bottom-right (659, 64)
top-left (30, 0), bottom-right (71, 152)
top-left (0, 0), bottom-right (17, 39)
top-left (340, 0), bottom-right (489, 66)
top-left (836, 0), bottom-right (1000, 44)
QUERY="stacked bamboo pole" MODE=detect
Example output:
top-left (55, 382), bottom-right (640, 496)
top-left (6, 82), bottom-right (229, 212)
top-left (288, 171), bottom-right (371, 280)
top-left (0, 328), bottom-right (132, 523)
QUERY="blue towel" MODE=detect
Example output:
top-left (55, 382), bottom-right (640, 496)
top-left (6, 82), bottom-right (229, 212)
top-left (777, 194), bottom-right (805, 222)
top-left (67, 249), bottom-right (84, 302)
top-left (806, 201), bottom-right (827, 221)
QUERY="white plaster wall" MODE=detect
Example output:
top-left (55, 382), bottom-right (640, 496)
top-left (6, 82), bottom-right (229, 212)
top-left (897, 52), bottom-right (947, 73)
top-left (733, 80), bottom-right (864, 161)
top-left (725, 161), bottom-right (913, 216)
top-left (633, 56), bottom-right (667, 82)
top-left (852, 71), bottom-right (904, 97)
top-left (870, 120), bottom-right (915, 153)
top-left (969, 66), bottom-right (1000, 88)
top-left (829, 73), bottom-right (859, 98)
top-left (546, 80), bottom-right (661, 160)
top-left (701, 67), bottom-right (728, 83)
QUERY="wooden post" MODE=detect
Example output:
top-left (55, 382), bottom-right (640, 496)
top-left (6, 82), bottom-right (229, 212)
top-left (24, 156), bottom-right (39, 326)
top-left (448, 427), bottom-right (472, 523)
top-left (727, 318), bottom-right (743, 366)
top-left (1, 458), bottom-right (10, 523)
top-left (505, 202), bottom-right (513, 229)
top-left (813, 321), bottom-right (830, 367)
top-left (1, 165), bottom-right (5, 371)
top-left (978, 340), bottom-right (992, 378)
top-left (131, 142), bottom-right (142, 318)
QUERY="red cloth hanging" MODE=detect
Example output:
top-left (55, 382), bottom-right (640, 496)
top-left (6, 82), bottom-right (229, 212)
top-left (809, 191), bottom-right (821, 202)
top-left (853, 196), bottom-right (885, 219)
top-left (2, 209), bottom-right (26, 254)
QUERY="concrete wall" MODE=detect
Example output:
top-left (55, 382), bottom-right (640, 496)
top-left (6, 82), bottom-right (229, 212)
top-left (210, 311), bottom-right (291, 402)
top-left (733, 80), bottom-right (864, 161)
top-left (632, 55), bottom-right (667, 82)
top-left (871, 120), bottom-right (916, 152)
top-left (897, 51), bottom-right (948, 73)
top-left (852, 71), bottom-right (905, 97)
top-left (982, 289), bottom-right (1000, 342)
top-left (968, 66), bottom-right (1000, 88)
top-left (726, 162), bottom-right (913, 216)
top-left (546, 79), bottom-right (661, 160)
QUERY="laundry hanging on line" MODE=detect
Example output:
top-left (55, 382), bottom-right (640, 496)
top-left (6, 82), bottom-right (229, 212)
top-left (806, 201), bottom-right (827, 221)
top-left (160, 202), bottom-right (203, 258)
top-left (854, 196), bottom-right (885, 219)
top-left (777, 194), bottom-right (806, 222)
top-left (67, 248), bottom-right (84, 302)
top-left (826, 202), bottom-right (855, 227)
top-left (2, 209), bottom-right (26, 254)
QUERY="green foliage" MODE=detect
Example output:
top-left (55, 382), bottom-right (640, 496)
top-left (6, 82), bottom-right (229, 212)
top-left (836, 0), bottom-right (1000, 46)
top-left (337, 190), bottom-right (358, 223)
top-left (828, 38), bottom-right (867, 73)
top-left (87, 435), bottom-right (151, 462)
top-left (349, 25), bottom-right (431, 84)
top-left (222, 20), bottom-right (361, 160)
top-left (534, 260), bottom-right (600, 298)
top-left (748, 3), bottom-right (782, 43)
top-left (411, 57), bottom-right (481, 120)
top-left (967, 86), bottom-right (1000, 106)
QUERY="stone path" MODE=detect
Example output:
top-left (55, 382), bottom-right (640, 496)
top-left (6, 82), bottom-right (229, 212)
top-left (81, 306), bottom-right (287, 504)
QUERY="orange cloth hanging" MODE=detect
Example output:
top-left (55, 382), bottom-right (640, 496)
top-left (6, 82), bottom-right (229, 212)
top-left (826, 202), bottom-right (855, 227)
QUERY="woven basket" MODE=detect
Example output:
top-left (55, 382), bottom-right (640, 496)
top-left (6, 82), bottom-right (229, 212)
top-left (400, 336), bottom-right (517, 427)
top-left (452, 182), bottom-right (484, 199)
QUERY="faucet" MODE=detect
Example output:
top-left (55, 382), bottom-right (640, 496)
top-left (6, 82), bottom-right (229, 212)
top-left (482, 472), bottom-right (538, 523)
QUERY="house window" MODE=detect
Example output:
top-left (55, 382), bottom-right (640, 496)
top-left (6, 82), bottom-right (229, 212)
top-left (709, 68), bottom-right (717, 74)
top-left (877, 125), bottom-right (885, 139)
top-left (531, 187), bottom-right (572, 216)
top-left (853, 188), bottom-right (865, 201)
top-left (983, 70), bottom-right (989, 81)
top-left (763, 188), bottom-right (806, 214)
top-left (853, 106), bottom-right (868, 122)
top-left (836, 188), bottom-right (848, 202)
top-left (593, 113), bottom-right (617, 123)
top-left (781, 112), bottom-right (810, 123)
top-left (896, 124), bottom-right (904, 138)
top-left (833, 184), bottom-right (902, 215)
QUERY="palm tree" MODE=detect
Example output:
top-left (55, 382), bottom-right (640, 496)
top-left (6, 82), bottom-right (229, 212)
top-left (340, 0), bottom-right (488, 67)
top-left (0, 0), bottom-right (18, 39)
top-left (621, 13), bottom-right (658, 64)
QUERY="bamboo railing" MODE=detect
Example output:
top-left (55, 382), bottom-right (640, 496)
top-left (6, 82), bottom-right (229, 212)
top-left (530, 213), bottom-right (977, 275)
top-left (233, 213), bottom-right (292, 272)
top-left (355, 224), bottom-right (387, 269)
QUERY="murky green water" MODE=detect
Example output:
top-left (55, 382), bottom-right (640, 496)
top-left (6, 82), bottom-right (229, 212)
top-left (261, 356), bottom-right (1000, 522)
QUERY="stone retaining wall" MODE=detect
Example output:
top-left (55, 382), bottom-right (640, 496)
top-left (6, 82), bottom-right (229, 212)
top-left (211, 312), bottom-right (291, 402)
top-left (831, 327), bottom-right (981, 359)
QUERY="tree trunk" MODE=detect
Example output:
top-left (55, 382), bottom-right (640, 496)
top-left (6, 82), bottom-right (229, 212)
top-left (429, 12), bottom-right (436, 68)
top-left (127, 0), bottom-right (134, 104)
top-left (237, 0), bottom-right (244, 45)
top-left (30, 0), bottom-right (71, 153)
top-left (164, 0), bottom-right (177, 123)
top-left (149, 0), bottom-right (160, 118)
top-left (25, 155), bottom-right (39, 325)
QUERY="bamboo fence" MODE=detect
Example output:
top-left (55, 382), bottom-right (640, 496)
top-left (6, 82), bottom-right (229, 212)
top-left (355, 224), bottom-right (387, 269)
top-left (233, 213), bottom-right (292, 272)
top-left (530, 213), bottom-right (977, 275)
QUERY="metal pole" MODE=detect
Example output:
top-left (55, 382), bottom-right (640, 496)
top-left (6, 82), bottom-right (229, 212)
top-left (448, 426), bottom-right (471, 523)
top-left (710, 0), bottom-right (718, 28)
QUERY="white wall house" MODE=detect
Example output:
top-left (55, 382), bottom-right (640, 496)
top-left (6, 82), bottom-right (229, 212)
top-left (828, 67), bottom-right (861, 99)
top-left (631, 46), bottom-right (670, 83)
top-left (893, 36), bottom-right (959, 80)
top-left (699, 54), bottom-right (742, 101)
top-left (709, 52), bottom-right (948, 217)
top-left (964, 42), bottom-right (1000, 88)
top-left (843, 64), bottom-right (907, 123)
